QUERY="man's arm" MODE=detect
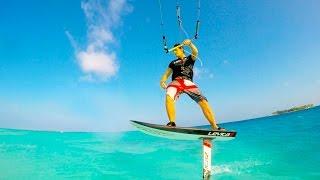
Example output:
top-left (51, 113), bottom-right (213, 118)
top-left (182, 39), bottom-right (198, 60)
top-left (160, 68), bottom-right (173, 89)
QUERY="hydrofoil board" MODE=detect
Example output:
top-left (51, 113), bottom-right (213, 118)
top-left (131, 120), bottom-right (236, 141)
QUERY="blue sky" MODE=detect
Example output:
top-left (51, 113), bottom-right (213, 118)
top-left (0, 0), bottom-right (319, 132)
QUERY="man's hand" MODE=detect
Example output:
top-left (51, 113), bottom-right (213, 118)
top-left (182, 39), bottom-right (198, 60)
top-left (182, 39), bottom-right (192, 46)
top-left (160, 68), bottom-right (172, 89)
top-left (160, 81), bottom-right (167, 89)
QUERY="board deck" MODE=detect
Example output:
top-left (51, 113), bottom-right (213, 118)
top-left (130, 120), bottom-right (237, 141)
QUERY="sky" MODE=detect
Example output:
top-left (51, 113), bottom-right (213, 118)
top-left (0, 0), bottom-right (319, 132)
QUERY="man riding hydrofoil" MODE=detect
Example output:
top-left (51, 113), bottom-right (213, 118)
top-left (160, 39), bottom-right (225, 130)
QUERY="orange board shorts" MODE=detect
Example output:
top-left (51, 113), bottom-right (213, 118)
top-left (166, 77), bottom-right (207, 103)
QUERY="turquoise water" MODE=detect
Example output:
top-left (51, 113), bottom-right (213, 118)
top-left (1, 106), bottom-right (319, 179)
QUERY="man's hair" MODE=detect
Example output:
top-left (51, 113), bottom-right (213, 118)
top-left (174, 43), bottom-right (182, 49)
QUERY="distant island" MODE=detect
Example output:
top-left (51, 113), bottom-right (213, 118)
top-left (272, 104), bottom-right (314, 115)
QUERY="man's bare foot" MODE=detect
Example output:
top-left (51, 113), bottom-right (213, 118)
top-left (212, 126), bottom-right (226, 131)
top-left (166, 122), bottom-right (176, 127)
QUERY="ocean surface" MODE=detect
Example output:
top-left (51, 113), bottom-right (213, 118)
top-left (1, 106), bottom-right (319, 179)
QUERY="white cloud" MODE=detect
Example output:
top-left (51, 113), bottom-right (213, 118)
top-left (65, 31), bottom-right (78, 50)
top-left (223, 60), bottom-right (230, 64)
top-left (79, 74), bottom-right (95, 82)
top-left (77, 50), bottom-right (118, 80)
top-left (283, 81), bottom-right (290, 87)
top-left (67, 0), bottom-right (133, 82)
top-left (0, 100), bottom-right (95, 132)
top-left (194, 67), bottom-right (214, 79)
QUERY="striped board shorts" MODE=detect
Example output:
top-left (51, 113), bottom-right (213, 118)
top-left (166, 77), bottom-right (207, 103)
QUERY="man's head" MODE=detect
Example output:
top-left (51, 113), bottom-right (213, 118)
top-left (172, 43), bottom-right (185, 59)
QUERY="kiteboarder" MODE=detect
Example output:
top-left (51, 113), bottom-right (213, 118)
top-left (160, 39), bottom-right (225, 130)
